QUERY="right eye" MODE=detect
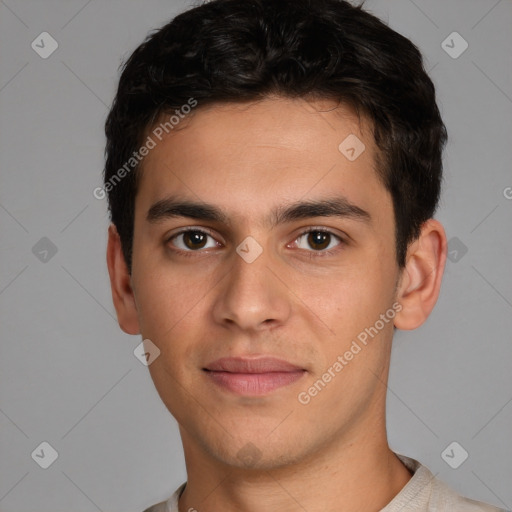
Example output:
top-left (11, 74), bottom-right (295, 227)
top-left (167, 228), bottom-right (221, 252)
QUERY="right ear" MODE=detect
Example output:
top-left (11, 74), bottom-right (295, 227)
top-left (106, 224), bottom-right (140, 335)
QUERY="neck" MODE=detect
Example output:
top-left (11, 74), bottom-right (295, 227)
top-left (177, 420), bottom-right (412, 512)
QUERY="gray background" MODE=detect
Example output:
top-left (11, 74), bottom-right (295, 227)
top-left (0, 0), bottom-right (511, 511)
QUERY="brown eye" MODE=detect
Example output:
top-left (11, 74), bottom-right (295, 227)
top-left (307, 231), bottom-right (330, 250)
top-left (170, 229), bottom-right (218, 251)
top-left (183, 231), bottom-right (207, 249)
top-left (294, 229), bottom-right (342, 252)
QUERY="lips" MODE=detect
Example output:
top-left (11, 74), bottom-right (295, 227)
top-left (205, 356), bottom-right (303, 373)
top-left (203, 357), bottom-right (306, 396)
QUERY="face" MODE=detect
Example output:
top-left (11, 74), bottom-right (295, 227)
top-left (126, 97), bottom-right (403, 469)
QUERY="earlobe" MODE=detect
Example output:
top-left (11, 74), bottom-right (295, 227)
top-left (394, 219), bottom-right (447, 330)
top-left (106, 224), bottom-right (140, 335)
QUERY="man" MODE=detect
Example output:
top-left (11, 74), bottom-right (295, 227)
top-left (103, 0), bottom-right (506, 510)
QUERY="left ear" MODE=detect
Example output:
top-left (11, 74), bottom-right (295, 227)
top-left (394, 219), bottom-right (447, 330)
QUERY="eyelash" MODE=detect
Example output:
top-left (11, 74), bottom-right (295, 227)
top-left (165, 227), bottom-right (345, 258)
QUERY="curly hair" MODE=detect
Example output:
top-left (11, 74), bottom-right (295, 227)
top-left (104, 0), bottom-right (447, 273)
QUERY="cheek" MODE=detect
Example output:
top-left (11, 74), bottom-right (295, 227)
top-left (131, 267), bottom-right (198, 340)
top-left (296, 264), bottom-right (398, 375)
top-left (303, 266), bottom-right (390, 327)
top-left (131, 266), bottom-right (218, 372)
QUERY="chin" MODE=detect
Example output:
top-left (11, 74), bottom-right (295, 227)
top-left (205, 435), bottom-right (310, 471)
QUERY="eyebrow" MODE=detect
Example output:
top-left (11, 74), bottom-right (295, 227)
top-left (146, 195), bottom-right (371, 227)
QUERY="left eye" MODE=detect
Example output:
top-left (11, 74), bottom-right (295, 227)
top-left (294, 230), bottom-right (342, 251)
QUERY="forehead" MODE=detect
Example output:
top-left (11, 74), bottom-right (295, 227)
top-left (135, 96), bottom-right (388, 221)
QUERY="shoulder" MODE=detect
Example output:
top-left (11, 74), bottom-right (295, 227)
top-left (430, 476), bottom-right (507, 511)
top-left (142, 482), bottom-right (186, 512)
top-left (389, 453), bottom-right (507, 512)
top-left (141, 502), bottom-right (168, 512)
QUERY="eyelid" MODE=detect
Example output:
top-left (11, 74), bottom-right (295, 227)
top-left (166, 225), bottom-right (217, 239)
top-left (293, 225), bottom-right (346, 240)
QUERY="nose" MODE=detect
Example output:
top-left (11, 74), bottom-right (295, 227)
top-left (211, 242), bottom-right (292, 332)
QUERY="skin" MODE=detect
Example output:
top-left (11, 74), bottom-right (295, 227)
top-left (107, 96), bottom-right (447, 512)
